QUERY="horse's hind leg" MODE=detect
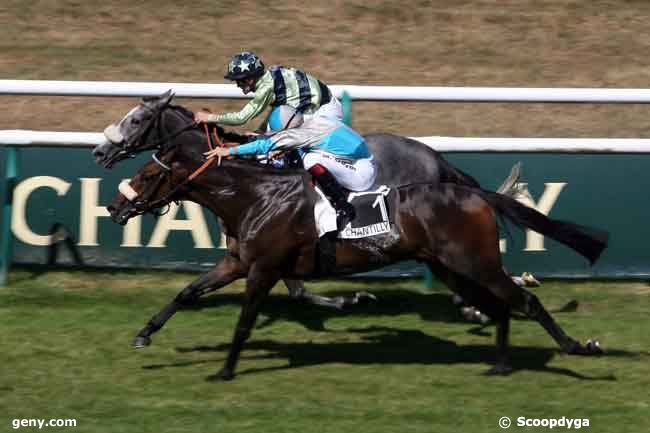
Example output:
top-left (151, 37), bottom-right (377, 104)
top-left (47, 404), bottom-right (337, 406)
top-left (426, 263), bottom-right (514, 374)
top-left (491, 312), bottom-right (513, 375)
top-left (518, 287), bottom-right (602, 355)
top-left (133, 255), bottom-right (245, 349)
top-left (473, 270), bottom-right (602, 357)
top-left (424, 195), bottom-right (600, 373)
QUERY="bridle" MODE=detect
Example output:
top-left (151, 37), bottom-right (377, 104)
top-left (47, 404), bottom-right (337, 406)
top-left (120, 112), bottom-right (223, 217)
top-left (111, 103), bottom-right (198, 165)
top-left (136, 103), bottom-right (198, 151)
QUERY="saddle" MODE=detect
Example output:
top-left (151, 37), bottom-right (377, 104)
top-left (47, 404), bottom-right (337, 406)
top-left (314, 185), bottom-right (394, 239)
top-left (312, 184), bottom-right (395, 276)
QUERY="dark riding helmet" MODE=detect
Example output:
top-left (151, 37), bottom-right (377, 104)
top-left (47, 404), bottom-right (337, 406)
top-left (224, 51), bottom-right (265, 81)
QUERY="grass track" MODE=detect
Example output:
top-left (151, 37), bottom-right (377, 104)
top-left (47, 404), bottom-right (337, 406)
top-left (1, 269), bottom-right (649, 432)
top-left (2, 2), bottom-right (650, 431)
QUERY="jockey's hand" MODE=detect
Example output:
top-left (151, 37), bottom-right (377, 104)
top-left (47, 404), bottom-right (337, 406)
top-left (194, 111), bottom-right (213, 123)
top-left (268, 150), bottom-right (284, 160)
top-left (204, 146), bottom-right (231, 159)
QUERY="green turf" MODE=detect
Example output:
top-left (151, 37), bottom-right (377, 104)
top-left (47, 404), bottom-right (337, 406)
top-left (0, 269), bottom-right (648, 432)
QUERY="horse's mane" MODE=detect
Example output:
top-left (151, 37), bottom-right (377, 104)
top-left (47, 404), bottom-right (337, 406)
top-left (169, 104), bottom-right (195, 121)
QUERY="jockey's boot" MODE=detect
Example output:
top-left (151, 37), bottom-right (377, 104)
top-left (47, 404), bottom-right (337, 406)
top-left (309, 164), bottom-right (356, 229)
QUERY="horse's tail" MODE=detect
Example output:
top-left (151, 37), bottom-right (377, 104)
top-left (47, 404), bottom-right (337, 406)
top-left (477, 189), bottom-right (609, 265)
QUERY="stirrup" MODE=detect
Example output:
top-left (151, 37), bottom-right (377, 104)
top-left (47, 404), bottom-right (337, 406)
top-left (336, 203), bottom-right (355, 229)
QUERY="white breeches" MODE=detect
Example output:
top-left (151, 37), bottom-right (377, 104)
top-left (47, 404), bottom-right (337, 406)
top-left (302, 151), bottom-right (377, 192)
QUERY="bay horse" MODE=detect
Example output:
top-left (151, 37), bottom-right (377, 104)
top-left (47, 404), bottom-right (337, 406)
top-left (106, 135), bottom-right (607, 381)
top-left (92, 91), bottom-right (517, 311)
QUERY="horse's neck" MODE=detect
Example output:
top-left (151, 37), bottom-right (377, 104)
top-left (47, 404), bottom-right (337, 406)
top-left (161, 108), bottom-right (191, 135)
top-left (162, 109), bottom-right (209, 159)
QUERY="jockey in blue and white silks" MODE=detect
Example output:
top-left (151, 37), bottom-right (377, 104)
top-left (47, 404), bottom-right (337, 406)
top-left (206, 105), bottom-right (377, 228)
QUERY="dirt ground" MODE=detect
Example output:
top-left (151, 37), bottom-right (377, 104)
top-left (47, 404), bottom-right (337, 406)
top-left (2, 0), bottom-right (650, 138)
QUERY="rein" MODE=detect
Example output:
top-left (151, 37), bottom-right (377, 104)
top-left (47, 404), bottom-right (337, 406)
top-left (150, 122), bottom-right (197, 148)
top-left (134, 125), bottom-right (223, 213)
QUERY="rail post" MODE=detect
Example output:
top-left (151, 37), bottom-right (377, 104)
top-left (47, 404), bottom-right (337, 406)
top-left (341, 91), bottom-right (352, 126)
top-left (0, 147), bottom-right (18, 285)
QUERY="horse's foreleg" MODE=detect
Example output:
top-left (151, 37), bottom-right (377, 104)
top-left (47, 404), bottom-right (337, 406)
top-left (132, 256), bottom-right (245, 349)
top-left (283, 279), bottom-right (376, 310)
top-left (209, 268), bottom-right (279, 381)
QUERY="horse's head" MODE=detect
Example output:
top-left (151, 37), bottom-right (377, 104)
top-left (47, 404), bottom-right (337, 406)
top-left (93, 90), bottom-right (178, 169)
top-left (107, 147), bottom-right (191, 225)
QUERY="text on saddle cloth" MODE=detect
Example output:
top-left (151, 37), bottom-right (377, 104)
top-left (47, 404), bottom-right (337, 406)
top-left (314, 185), bottom-right (393, 239)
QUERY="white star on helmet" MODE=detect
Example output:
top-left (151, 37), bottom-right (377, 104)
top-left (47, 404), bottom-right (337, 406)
top-left (238, 59), bottom-right (250, 72)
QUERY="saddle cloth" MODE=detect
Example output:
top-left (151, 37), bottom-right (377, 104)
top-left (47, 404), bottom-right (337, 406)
top-left (314, 185), bottom-right (393, 239)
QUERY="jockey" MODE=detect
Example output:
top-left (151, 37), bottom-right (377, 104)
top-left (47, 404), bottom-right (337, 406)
top-left (194, 52), bottom-right (342, 129)
top-left (205, 105), bottom-right (377, 230)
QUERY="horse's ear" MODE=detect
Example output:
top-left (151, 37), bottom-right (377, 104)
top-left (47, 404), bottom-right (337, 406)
top-left (142, 90), bottom-right (175, 107)
top-left (160, 89), bottom-right (175, 106)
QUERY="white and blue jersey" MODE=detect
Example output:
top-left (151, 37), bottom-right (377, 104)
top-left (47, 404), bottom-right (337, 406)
top-left (228, 116), bottom-right (377, 191)
top-left (229, 117), bottom-right (370, 160)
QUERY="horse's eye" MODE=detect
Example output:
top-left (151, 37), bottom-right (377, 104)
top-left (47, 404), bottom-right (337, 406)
top-left (131, 118), bottom-right (141, 125)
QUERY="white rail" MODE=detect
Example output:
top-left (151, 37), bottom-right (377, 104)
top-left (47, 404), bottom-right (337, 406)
top-left (0, 130), bottom-right (109, 147)
top-left (3, 79), bottom-right (650, 103)
top-left (2, 130), bottom-right (649, 153)
top-left (2, 80), bottom-right (649, 152)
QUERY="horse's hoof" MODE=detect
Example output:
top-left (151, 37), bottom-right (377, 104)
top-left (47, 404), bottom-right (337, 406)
top-left (565, 339), bottom-right (603, 356)
top-left (341, 292), bottom-right (377, 309)
top-left (352, 291), bottom-right (377, 305)
top-left (585, 339), bottom-right (604, 355)
top-left (461, 307), bottom-right (489, 323)
top-left (359, 291), bottom-right (378, 302)
top-left (132, 335), bottom-right (151, 349)
top-left (206, 369), bottom-right (235, 382)
top-left (477, 311), bottom-right (491, 324)
top-left (483, 364), bottom-right (514, 376)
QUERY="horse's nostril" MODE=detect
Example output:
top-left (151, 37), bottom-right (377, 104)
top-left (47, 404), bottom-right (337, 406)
top-left (107, 205), bottom-right (115, 215)
top-left (93, 148), bottom-right (105, 158)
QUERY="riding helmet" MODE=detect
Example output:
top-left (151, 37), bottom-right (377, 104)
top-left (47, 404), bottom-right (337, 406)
top-left (224, 51), bottom-right (265, 81)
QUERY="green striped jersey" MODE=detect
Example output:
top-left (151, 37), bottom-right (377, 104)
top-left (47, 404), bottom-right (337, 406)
top-left (214, 66), bottom-right (331, 126)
